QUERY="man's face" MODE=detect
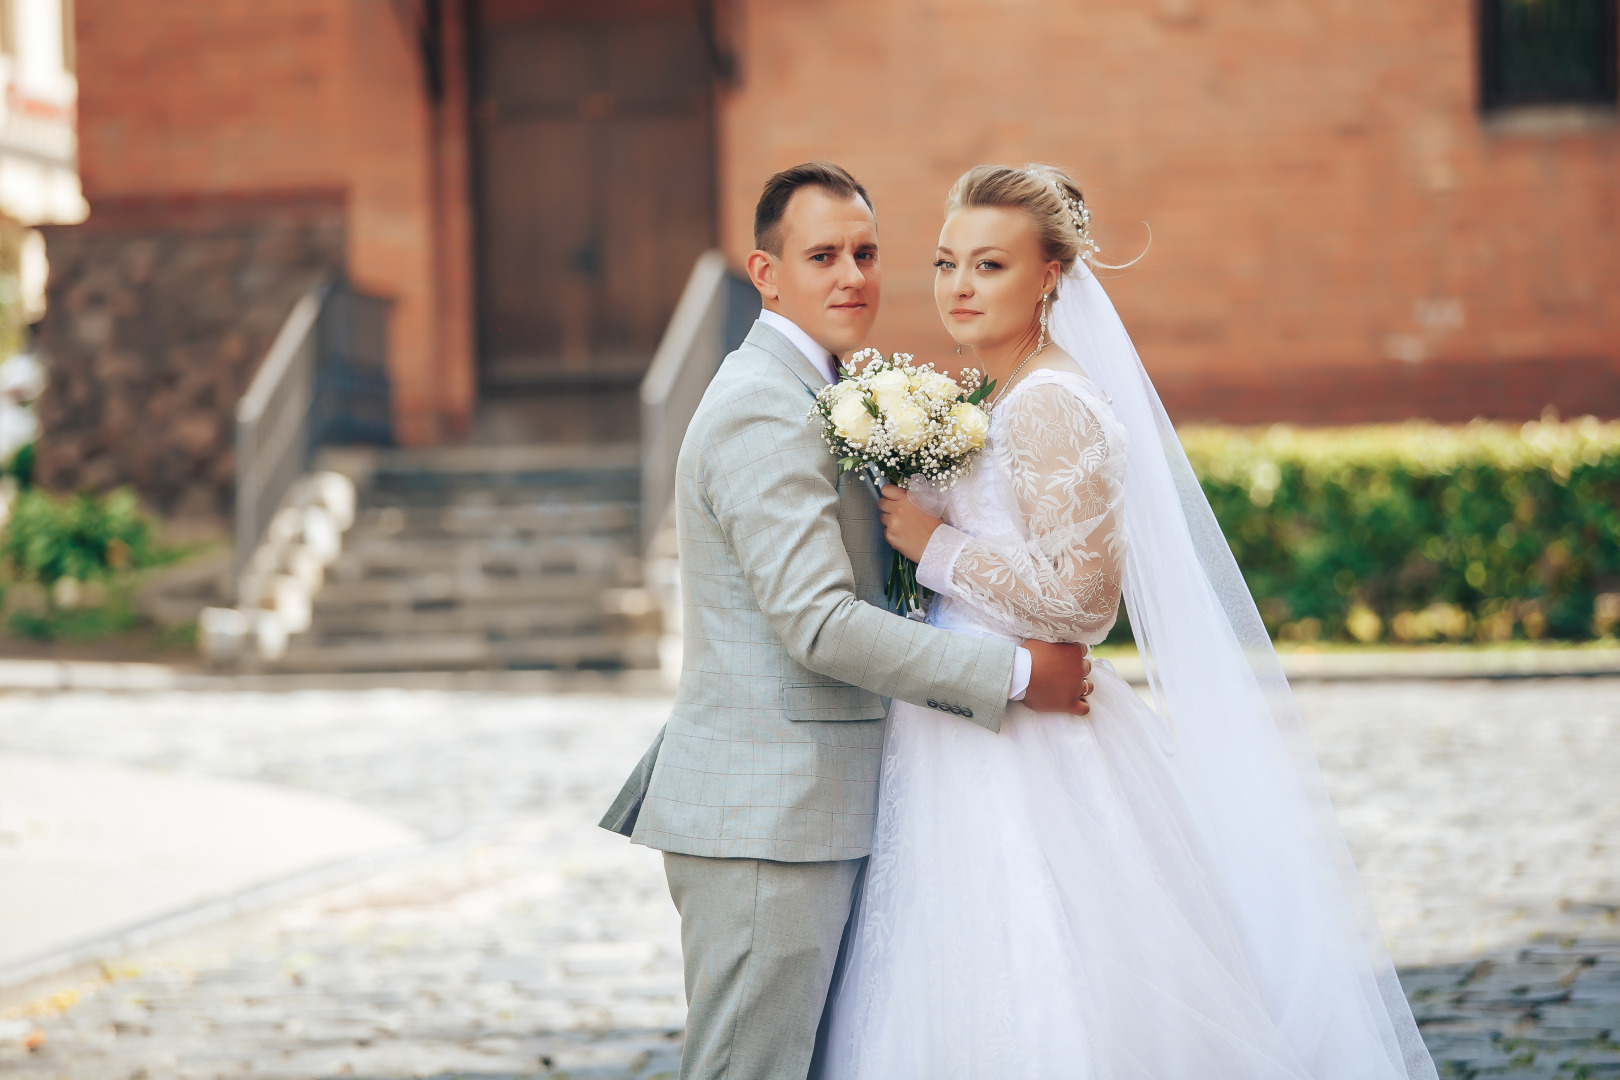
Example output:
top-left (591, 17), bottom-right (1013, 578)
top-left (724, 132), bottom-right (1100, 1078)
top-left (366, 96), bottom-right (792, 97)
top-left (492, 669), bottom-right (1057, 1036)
top-left (751, 188), bottom-right (880, 357)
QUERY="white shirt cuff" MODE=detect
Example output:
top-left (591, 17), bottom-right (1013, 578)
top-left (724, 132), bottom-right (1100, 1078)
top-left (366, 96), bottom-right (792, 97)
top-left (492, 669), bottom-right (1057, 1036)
top-left (1010, 647), bottom-right (1032, 702)
top-left (915, 524), bottom-right (971, 596)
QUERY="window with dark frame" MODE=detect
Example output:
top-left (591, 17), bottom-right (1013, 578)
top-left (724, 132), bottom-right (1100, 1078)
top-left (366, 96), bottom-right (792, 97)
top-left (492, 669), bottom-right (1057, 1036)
top-left (1480, 0), bottom-right (1619, 111)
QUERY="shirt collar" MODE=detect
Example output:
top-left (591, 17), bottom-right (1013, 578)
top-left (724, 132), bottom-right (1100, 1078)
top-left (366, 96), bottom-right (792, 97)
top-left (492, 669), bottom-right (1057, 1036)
top-left (756, 308), bottom-right (839, 385)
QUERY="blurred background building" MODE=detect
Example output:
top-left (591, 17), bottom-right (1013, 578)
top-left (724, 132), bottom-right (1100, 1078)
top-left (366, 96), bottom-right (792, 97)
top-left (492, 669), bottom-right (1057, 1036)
top-left (0, 0), bottom-right (80, 353)
top-left (43, 0), bottom-right (1620, 455)
top-left (17, 0), bottom-right (1618, 669)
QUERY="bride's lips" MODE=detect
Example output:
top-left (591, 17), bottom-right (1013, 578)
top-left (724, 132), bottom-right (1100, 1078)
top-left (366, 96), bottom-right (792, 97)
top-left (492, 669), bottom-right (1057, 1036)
top-left (949, 308), bottom-right (982, 317)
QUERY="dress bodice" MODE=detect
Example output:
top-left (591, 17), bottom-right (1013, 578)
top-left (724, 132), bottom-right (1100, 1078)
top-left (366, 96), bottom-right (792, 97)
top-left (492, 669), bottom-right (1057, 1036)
top-left (918, 367), bottom-right (1130, 647)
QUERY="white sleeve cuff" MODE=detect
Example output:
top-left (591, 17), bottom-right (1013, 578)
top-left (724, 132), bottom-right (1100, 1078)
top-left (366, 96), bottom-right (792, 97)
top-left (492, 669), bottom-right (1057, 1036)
top-left (916, 524), bottom-right (972, 596)
top-left (1009, 646), bottom-right (1032, 702)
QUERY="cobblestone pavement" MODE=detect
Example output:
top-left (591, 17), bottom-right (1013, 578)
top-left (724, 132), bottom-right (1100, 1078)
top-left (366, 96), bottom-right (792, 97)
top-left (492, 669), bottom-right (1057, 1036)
top-left (0, 678), bottom-right (1614, 1079)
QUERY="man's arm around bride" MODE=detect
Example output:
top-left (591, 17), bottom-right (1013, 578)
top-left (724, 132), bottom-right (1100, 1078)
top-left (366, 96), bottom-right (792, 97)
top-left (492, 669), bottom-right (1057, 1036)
top-left (598, 163), bottom-right (1091, 1080)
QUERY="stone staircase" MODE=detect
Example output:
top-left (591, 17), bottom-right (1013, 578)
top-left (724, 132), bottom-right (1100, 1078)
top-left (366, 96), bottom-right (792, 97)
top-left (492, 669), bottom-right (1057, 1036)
top-left (271, 444), bottom-right (660, 672)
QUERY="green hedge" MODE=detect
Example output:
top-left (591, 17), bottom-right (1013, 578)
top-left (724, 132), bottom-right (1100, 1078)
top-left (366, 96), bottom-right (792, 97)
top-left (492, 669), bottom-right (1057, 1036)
top-left (1180, 418), bottom-right (1620, 644)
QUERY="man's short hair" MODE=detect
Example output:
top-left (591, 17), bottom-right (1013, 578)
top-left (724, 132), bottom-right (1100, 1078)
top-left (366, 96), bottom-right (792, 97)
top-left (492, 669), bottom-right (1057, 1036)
top-left (753, 162), bottom-right (874, 256)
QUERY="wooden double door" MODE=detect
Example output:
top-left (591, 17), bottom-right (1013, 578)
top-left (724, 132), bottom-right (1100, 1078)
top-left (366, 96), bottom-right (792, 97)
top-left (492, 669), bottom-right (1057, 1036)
top-left (473, 0), bottom-right (717, 442)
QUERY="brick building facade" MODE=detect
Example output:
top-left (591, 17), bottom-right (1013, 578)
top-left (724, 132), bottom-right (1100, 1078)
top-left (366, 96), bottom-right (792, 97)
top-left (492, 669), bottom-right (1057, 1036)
top-left (37, 0), bottom-right (1620, 513)
top-left (714, 0), bottom-right (1619, 424)
top-left (64, 0), bottom-right (474, 446)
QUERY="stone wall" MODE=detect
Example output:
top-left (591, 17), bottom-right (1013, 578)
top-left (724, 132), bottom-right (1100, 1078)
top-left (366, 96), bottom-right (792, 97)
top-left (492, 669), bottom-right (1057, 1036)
top-left (35, 194), bottom-right (345, 524)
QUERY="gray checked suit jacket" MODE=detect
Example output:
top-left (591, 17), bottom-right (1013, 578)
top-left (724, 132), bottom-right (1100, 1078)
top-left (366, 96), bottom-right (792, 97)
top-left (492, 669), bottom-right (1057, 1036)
top-left (599, 321), bottom-right (1018, 862)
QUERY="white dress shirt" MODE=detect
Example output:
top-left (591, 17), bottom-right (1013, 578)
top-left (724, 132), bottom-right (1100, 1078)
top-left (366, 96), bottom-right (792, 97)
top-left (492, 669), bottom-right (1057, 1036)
top-left (758, 308), bottom-right (841, 384)
top-left (754, 308), bottom-right (1032, 702)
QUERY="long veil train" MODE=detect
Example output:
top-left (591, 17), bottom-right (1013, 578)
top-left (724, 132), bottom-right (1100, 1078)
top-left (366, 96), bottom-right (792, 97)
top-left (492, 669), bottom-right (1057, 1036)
top-left (1051, 262), bottom-right (1437, 1078)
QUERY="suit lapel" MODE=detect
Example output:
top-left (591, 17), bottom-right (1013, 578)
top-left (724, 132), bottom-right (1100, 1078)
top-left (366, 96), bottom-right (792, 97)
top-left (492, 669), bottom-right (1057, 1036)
top-left (744, 321), bottom-right (829, 397)
top-left (744, 318), bottom-right (884, 570)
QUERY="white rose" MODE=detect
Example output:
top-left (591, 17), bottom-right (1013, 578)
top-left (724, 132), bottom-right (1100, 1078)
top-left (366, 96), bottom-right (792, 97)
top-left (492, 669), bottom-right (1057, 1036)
top-left (830, 395), bottom-right (875, 444)
top-left (950, 402), bottom-right (990, 449)
top-left (912, 370), bottom-right (961, 402)
top-left (867, 369), bottom-right (910, 414)
top-left (889, 401), bottom-right (928, 445)
top-left (828, 379), bottom-right (862, 405)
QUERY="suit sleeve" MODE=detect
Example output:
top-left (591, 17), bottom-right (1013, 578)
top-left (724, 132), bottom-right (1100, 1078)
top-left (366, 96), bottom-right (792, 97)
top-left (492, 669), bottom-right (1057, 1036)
top-left (701, 380), bottom-right (1018, 731)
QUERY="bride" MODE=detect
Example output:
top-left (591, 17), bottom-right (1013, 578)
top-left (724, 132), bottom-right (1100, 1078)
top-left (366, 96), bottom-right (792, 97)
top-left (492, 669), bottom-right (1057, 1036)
top-left (818, 165), bottom-right (1437, 1079)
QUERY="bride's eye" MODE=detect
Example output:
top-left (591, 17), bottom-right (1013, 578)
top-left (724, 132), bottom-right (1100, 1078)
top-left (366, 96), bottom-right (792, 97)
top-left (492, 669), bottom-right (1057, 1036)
top-left (933, 259), bottom-right (955, 270)
top-left (977, 260), bottom-right (1003, 271)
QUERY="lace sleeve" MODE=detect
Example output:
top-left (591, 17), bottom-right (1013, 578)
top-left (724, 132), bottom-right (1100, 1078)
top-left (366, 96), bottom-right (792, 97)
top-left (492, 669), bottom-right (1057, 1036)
top-left (917, 378), bottom-right (1126, 644)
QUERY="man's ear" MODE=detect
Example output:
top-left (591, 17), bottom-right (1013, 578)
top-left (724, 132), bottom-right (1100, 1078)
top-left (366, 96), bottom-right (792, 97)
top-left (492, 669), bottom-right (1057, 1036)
top-left (746, 249), bottom-right (780, 302)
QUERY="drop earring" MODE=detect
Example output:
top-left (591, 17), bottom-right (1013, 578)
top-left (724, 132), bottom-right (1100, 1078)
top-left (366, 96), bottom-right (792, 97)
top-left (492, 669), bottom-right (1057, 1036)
top-left (955, 343), bottom-right (962, 357)
top-left (1037, 293), bottom-right (1050, 352)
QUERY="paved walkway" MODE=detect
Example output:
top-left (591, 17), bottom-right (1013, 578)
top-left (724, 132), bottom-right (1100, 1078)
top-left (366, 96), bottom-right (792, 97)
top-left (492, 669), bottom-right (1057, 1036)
top-left (0, 754), bottom-right (419, 981)
top-left (0, 679), bottom-right (1613, 1079)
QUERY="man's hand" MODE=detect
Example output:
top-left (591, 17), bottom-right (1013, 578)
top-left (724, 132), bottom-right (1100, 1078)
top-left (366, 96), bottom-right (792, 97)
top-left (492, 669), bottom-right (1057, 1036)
top-left (1021, 640), bottom-right (1094, 715)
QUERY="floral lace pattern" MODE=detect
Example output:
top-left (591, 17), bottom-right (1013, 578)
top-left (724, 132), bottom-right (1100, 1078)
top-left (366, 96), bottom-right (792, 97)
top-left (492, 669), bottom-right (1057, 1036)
top-left (918, 368), bottom-right (1129, 645)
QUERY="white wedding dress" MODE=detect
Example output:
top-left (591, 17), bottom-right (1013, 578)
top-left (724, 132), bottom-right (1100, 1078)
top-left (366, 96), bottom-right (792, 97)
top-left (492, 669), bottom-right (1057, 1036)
top-left (821, 366), bottom-right (1424, 1078)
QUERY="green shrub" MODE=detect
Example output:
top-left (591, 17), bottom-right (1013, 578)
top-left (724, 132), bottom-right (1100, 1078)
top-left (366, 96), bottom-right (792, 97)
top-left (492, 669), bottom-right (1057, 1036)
top-left (1181, 418), bottom-right (1620, 644)
top-left (0, 487), bottom-right (158, 585)
top-left (8, 442), bottom-right (34, 488)
top-left (6, 602), bottom-right (138, 642)
top-left (0, 487), bottom-right (192, 644)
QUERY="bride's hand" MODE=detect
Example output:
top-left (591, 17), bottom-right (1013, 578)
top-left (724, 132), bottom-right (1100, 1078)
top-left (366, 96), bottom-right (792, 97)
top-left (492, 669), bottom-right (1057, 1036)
top-left (879, 484), bottom-right (943, 562)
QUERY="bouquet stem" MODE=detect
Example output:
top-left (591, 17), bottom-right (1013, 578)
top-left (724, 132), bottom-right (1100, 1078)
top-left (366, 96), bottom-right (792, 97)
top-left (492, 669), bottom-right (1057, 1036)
top-left (864, 463), bottom-right (928, 617)
top-left (886, 549), bottom-right (926, 618)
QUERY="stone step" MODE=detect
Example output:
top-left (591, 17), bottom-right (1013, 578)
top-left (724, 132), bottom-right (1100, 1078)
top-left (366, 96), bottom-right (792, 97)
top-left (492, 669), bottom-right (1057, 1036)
top-left (306, 597), bottom-right (657, 638)
top-left (348, 442), bottom-right (640, 476)
top-left (350, 501), bottom-right (637, 541)
top-left (367, 461), bottom-right (638, 502)
top-left (327, 539), bottom-right (637, 582)
top-left (365, 479), bottom-right (640, 508)
top-left (287, 444), bottom-right (655, 673)
top-left (312, 570), bottom-right (636, 611)
top-left (274, 630), bottom-right (660, 672)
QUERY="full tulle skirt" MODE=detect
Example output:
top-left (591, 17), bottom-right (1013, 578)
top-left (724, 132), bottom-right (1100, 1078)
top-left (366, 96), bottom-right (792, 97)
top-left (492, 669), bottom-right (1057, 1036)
top-left (821, 663), bottom-right (1386, 1079)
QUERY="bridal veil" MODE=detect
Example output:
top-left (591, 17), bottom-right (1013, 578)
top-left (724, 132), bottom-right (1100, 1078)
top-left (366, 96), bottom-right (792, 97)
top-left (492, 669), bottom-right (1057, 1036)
top-left (1050, 263), bottom-right (1437, 1079)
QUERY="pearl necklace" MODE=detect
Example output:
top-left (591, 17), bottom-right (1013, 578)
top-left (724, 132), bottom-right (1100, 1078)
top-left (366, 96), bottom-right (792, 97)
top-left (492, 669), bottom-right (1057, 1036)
top-left (988, 339), bottom-right (1046, 408)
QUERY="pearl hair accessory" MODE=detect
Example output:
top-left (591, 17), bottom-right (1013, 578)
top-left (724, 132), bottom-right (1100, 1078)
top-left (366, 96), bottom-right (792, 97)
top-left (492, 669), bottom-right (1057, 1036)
top-left (1025, 169), bottom-right (1100, 263)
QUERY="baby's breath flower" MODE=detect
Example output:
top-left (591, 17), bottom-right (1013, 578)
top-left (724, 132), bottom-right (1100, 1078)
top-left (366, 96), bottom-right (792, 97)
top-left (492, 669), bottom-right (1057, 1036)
top-left (810, 352), bottom-right (995, 494)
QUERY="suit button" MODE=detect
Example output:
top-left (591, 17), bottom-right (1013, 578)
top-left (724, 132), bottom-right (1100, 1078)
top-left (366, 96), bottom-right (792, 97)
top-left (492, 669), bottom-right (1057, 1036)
top-left (926, 699), bottom-right (940, 710)
top-left (949, 705), bottom-right (962, 715)
top-left (962, 708), bottom-right (974, 719)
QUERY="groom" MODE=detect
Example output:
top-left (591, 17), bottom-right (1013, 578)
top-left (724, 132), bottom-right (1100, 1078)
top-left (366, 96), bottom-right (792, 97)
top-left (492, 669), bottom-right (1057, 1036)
top-left (601, 162), bottom-right (1092, 1080)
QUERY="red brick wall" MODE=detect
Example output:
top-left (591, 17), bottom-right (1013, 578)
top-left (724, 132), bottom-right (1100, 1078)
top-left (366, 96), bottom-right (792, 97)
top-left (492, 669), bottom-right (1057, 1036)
top-left (715, 0), bottom-right (1620, 421)
top-left (70, 0), bottom-right (1616, 435)
top-left (73, 0), bottom-right (473, 444)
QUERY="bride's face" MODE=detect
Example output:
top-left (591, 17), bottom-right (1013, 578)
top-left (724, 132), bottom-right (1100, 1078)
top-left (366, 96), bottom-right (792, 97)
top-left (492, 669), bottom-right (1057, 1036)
top-left (934, 206), bottom-right (1060, 352)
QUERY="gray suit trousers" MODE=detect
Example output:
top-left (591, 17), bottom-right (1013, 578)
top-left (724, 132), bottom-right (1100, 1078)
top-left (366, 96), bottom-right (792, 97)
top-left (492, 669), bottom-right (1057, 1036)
top-left (664, 852), bottom-right (864, 1080)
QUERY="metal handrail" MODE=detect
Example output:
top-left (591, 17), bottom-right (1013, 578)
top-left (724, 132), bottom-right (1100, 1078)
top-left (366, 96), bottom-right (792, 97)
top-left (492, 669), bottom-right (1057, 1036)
top-left (639, 250), bottom-right (758, 554)
top-left (234, 276), bottom-right (392, 576)
top-left (235, 282), bottom-right (324, 577)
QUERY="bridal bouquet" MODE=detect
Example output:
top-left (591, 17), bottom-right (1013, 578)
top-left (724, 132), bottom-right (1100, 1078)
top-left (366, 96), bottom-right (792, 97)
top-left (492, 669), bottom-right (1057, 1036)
top-left (811, 348), bottom-right (994, 616)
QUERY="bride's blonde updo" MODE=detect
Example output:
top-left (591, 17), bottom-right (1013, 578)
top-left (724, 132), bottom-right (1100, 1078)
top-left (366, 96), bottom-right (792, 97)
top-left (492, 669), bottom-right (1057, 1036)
top-left (944, 164), bottom-right (1094, 291)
